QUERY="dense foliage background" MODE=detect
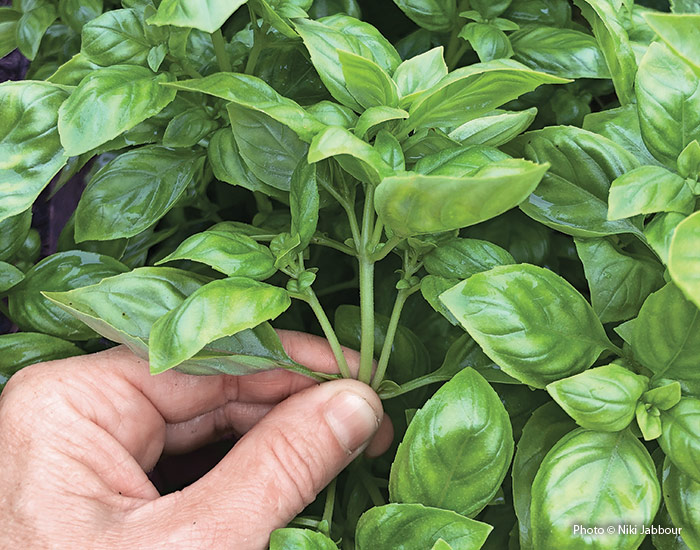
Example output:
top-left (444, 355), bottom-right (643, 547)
top-left (1, 0), bottom-right (700, 548)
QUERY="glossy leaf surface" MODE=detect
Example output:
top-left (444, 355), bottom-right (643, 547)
top-left (669, 211), bottom-right (700, 309)
top-left (269, 528), bottom-right (338, 550)
top-left (659, 399), bottom-right (700, 483)
top-left (147, 0), bottom-right (247, 33)
top-left (441, 264), bottom-right (612, 388)
top-left (663, 459), bottom-right (700, 550)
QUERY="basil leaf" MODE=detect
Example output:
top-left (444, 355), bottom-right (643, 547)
top-left (156, 226), bottom-right (276, 279)
top-left (504, 0), bottom-right (571, 27)
top-left (58, 65), bottom-right (176, 156)
top-left (147, 0), bottom-right (247, 33)
top-left (74, 146), bottom-right (205, 241)
top-left (58, 0), bottom-right (102, 33)
top-left (0, 209), bottom-right (31, 261)
top-left (660, 398), bottom-right (700, 482)
top-left (0, 81), bottom-right (68, 223)
top-left (0, 261), bottom-right (24, 293)
top-left (575, 0), bottom-right (636, 104)
top-left (308, 126), bottom-right (393, 185)
top-left (307, 100), bottom-right (357, 129)
top-left (354, 106), bottom-right (408, 140)
top-left (424, 237), bottom-right (515, 280)
top-left (631, 283), bottom-right (700, 396)
top-left (338, 49), bottom-right (399, 109)
top-left (511, 26), bottom-right (609, 78)
top-left (512, 402), bottom-right (576, 550)
top-left (295, 15), bottom-right (401, 111)
top-left (16, 0), bottom-right (56, 60)
top-left (608, 166), bottom-right (695, 220)
top-left (402, 60), bottom-right (568, 134)
top-left (531, 429), bottom-right (660, 550)
top-left (393, 47), bottom-right (448, 108)
top-left (269, 528), bottom-right (338, 550)
top-left (511, 126), bottom-right (643, 238)
top-left (0, 8), bottom-right (20, 59)
top-left (678, 139), bottom-right (700, 179)
top-left (391, 0), bottom-right (457, 32)
top-left (414, 144), bottom-right (509, 176)
top-left (636, 42), bottom-right (700, 167)
top-left (162, 106), bottom-right (218, 148)
top-left (207, 128), bottom-right (286, 201)
top-left (643, 12), bottom-right (700, 70)
top-left (575, 237), bottom-right (664, 323)
top-left (645, 212), bottom-right (686, 266)
top-left (389, 368), bottom-right (514, 517)
top-left (290, 160), bottom-right (319, 249)
top-left (228, 104), bottom-right (308, 191)
top-left (8, 251), bottom-right (128, 340)
top-left (0, 332), bottom-right (85, 387)
top-left (355, 503), bottom-right (492, 550)
top-left (441, 264), bottom-right (612, 388)
top-left (669, 211), bottom-right (700, 309)
top-left (583, 105), bottom-right (660, 166)
top-left (47, 53), bottom-right (102, 86)
top-left (459, 23), bottom-right (513, 63)
top-left (663, 458), bottom-right (700, 549)
top-left (546, 364), bottom-right (649, 431)
top-left (375, 159), bottom-right (548, 237)
top-left (421, 275), bottom-right (461, 326)
top-left (81, 8), bottom-right (153, 66)
top-left (165, 73), bottom-right (325, 143)
top-left (149, 277), bottom-right (291, 373)
top-left (374, 130), bottom-right (405, 171)
top-left (448, 108), bottom-right (537, 147)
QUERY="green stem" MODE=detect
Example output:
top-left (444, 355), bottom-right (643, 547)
top-left (210, 29), bottom-right (232, 72)
top-left (0, 299), bottom-right (10, 318)
top-left (379, 373), bottom-right (448, 400)
top-left (370, 235), bottom-right (403, 262)
top-left (370, 218), bottom-right (384, 249)
top-left (315, 278), bottom-right (358, 298)
top-left (303, 289), bottom-right (352, 379)
top-left (311, 235), bottom-right (356, 256)
top-left (320, 477), bottom-right (337, 537)
top-left (360, 470), bottom-right (386, 507)
top-left (445, 24), bottom-right (462, 70)
top-left (245, 17), bottom-right (269, 75)
top-left (357, 186), bottom-right (376, 384)
top-left (371, 289), bottom-right (410, 390)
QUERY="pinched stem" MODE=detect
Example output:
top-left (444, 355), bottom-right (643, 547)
top-left (357, 186), bottom-right (376, 384)
top-left (303, 289), bottom-right (352, 379)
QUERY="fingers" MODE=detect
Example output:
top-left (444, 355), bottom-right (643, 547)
top-left (136, 380), bottom-right (385, 549)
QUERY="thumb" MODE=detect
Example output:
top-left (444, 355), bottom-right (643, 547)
top-left (150, 379), bottom-right (383, 549)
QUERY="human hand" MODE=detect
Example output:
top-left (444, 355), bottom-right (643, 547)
top-left (0, 330), bottom-right (392, 549)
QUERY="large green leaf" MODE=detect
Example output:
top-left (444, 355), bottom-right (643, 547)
top-left (391, 0), bottom-right (456, 31)
top-left (295, 15), bottom-right (401, 111)
top-left (575, 237), bottom-right (664, 323)
top-left (0, 332), bottom-right (85, 387)
top-left (156, 224), bottom-right (276, 279)
top-left (269, 529), bottom-right (338, 550)
top-left (660, 399), bottom-right (700, 483)
top-left (631, 283), bottom-right (700, 396)
top-left (0, 209), bottom-right (31, 261)
top-left (228, 104), bottom-right (308, 191)
top-left (0, 81), bottom-right (68, 223)
top-left (165, 73), bottom-right (325, 143)
top-left (375, 159), bottom-right (547, 238)
top-left (355, 504), bottom-right (492, 550)
top-left (8, 251), bottom-right (128, 340)
top-left (81, 8), bottom-right (154, 66)
top-left (149, 277), bottom-right (291, 373)
top-left (441, 264), bottom-right (613, 388)
top-left (400, 60), bottom-right (568, 134)
top-left (147, 0), bottom-right (247, 33)
top-left (669, 211), bottom-right (700, 309)
top-left (58, 65), bottom-right (176, 156)
top-left (512, 402), bottom-right (576, 550)
top-left (510, 126), bottom-right (643, 237)
top-left (74, 146), bottom-right (204, 242)
top-left (644, 13), bottom-right (700, 70)
top-left (546, 364), bottom-right (649, 431)
top-left (511, 26), bottom-right (609, 79)
top-left (389, 368), bottom-right (514, 517)
top-left (663, 459), bottom-right (700, 550)
top-left (636, 42), bottom-right (700, 167)
top-left (531, 429), bottom-right (660, 549)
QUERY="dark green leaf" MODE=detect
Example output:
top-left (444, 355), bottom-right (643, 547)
top-left (391, 0), bottom-right (457, 32)
top-left (424, 237), bottom-right (515, 280)
top-left (8, 251), bottom-right (128, 340)
top-left (441, 264), bottom-right (613, 388)
top-left (16, 0), bottom-right (56, 60)
top-left (290, 160), bottom-right (319, 249)
top-left (74, 146), bottom-right (205, 241)
top-left (375, 159), bottom-right (548, 237)
top-left (0, 261), bottom-right (24, 293)
top-left (0, 8), bottom-right (20, 59)
top-left (575, 237), bottom-right (664, 323)
top-left (58, 0), bottom-right (102, 32)
top-left (459, 23), bottom-right (513, 63)
top-left (531, 429), bottom-right (660, 549)
top-left (0, 81), bottom-right (69, 223)
top-left (269, 528), bottom-right (338, 550)
top-left (389, 368), bottom-right (514, 517)
top-left (663, 458), bottom-right (700, 549)
top-left (149, 277), bottom-right (291, 373)
top-left (162, 106), bottom-right (218, 148)
top-left (0, 209), bottom-right (31, 262)
top-left (355, 503), bottom-right (492, 550)
top-left (58, 65), bottom-right (176, 156)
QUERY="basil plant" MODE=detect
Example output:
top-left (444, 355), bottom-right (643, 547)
top-left (1, 0), bottom-right (700, 548)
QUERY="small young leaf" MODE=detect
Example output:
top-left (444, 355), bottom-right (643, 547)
top-left (0, 209), bottom-right (31, 262)
top-left (677, 139), bottom-right (700, 179)
top-left (162, 107), bottom-right (218, 148)
top-left (460, 23), bottom-right (513, 63)
top-left (338, 49), bottom-right (399, 109)
top-left (393, 47), bottom-right (447, 108)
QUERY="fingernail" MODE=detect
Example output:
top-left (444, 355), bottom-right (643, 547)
top-left (324, 391), bottom-right (380, 454)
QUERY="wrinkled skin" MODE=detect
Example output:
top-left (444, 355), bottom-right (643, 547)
top-left (0, 330), bottom-right (392, 550)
